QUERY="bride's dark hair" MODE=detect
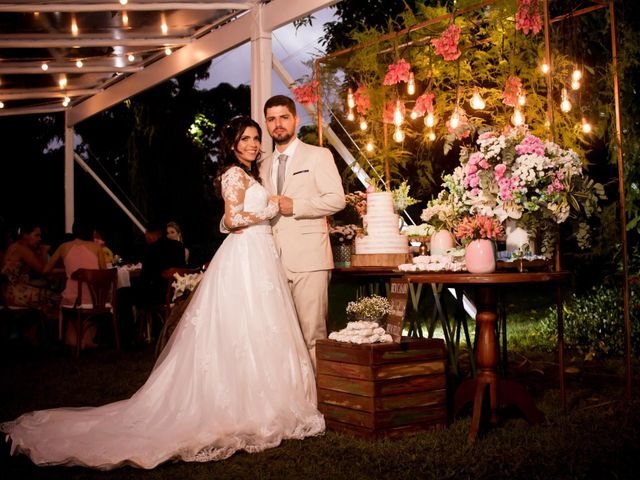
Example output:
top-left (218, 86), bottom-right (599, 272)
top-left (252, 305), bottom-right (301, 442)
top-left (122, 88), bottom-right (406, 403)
top-left (214, 116), bottom-right (263, 197)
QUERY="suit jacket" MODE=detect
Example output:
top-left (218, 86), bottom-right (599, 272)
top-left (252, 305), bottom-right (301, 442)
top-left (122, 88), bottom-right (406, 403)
top-left (260, 141), bottom-right (346, 272)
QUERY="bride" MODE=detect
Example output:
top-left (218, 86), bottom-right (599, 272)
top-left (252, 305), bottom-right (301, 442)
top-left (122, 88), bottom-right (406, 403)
top-left (1, 116), bottom-right (325, 470)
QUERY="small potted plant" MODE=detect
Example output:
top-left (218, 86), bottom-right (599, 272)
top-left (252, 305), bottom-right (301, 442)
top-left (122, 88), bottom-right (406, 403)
top-left (345, 294), bottom-right (391, 322)
top-left (329, 224), bottom-right (362, 267)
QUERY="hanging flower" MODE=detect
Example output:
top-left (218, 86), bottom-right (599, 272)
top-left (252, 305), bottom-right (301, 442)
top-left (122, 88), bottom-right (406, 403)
top-left (446, 107), bottom-right (472, 140)
top-left (291, 79), bottom-right (319, 105)
top-left (383, 58), bottom-right (411, 85)
top-left (502, 75), bottom-right (522, 107)
top-left (411, 92), bottom-right (435, 118)
top-left (383, 99), bottom-right (405, 124)
top-left (516, 0), bottom-right (542, 36)
top-left (431, 23), bottom-right (462, 61)
top-left (353, 85), bottom-right (371, 115)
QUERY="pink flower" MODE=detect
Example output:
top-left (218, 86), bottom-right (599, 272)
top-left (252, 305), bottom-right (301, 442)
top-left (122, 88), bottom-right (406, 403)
top-left (502, 75), bottom-right (522, 107)
top-left (366, 184), bottom-right (376, 193)
top-left (432, 23), bottom-right (462, 61)
top-left (495, 163), bottom-right (507, 179)
top-left (515, 134), bottom-right (545, 156)
top-left (383, 58), bottom-right (411, 85)
top-left (516, 0), bottom-right (542, 36)
top-left (292, 80), bottom-right (319, 105)
top-left (353, 85), bottom-right (371, 115)
top-left (478, 159), bottom-right (490, 169)
top-left (383, 99), bottom-right (405, 124)
top-left (412, 92), bottom-right (435, 117)
top-left (454, 214), bottom-right (504, 242)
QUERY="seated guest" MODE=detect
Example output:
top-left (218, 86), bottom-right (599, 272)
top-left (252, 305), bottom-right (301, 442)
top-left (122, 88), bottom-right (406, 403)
top-left (166, 221), bottom-right (190, 265)
top-left (0, 222), bottom-right (59, 318)
top-left (93, 228), bottom-right (114, 266)
top-left (44, 222), bottom-right (106, 349)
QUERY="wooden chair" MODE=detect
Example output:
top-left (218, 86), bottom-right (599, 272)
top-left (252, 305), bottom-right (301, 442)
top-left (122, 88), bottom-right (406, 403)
top-left (61, 268), bottom-right (119, 357)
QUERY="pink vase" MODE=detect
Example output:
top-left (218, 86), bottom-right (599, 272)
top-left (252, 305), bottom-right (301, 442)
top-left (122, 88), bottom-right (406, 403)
top-left (430, 230), bottom-right (456, 255)
top-left (465, 239), bottom-right (496, 273)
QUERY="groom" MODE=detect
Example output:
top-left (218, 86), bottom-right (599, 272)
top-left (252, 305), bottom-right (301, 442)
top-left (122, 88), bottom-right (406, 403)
top-left (261, 95), bottom-right (345, 370)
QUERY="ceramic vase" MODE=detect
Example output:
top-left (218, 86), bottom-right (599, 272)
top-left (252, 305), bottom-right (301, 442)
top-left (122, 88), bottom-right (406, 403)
top-left (430, 230), bottom-right (456, 256)
top-left (465, 239), bottom-right (496, 273)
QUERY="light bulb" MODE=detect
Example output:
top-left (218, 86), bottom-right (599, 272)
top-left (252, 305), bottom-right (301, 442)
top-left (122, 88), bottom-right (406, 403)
top-left (161, 22), bottom-right (168, 35)
top-left (58, 76), bottom-right (67, 89)
top-left (518, 93), bottom-right (526, 106)
top-left (122, 11), bottom-right (129, 26)
top-left (511, 107), bottom-right (525, 126)
top-left (359, 118), bottom-right (367, 130)
top-left (407, 72), bottom-right (416, 95)
top-left (581, 117), bottom-right (592, 133)
top-left (164, 47), bottom-right (172, 56)
top-left (393, 127), bottom-right (405, 143)
top-left (560, 88), bottom-right (572, 112)
top-left (120, 0), bottom-right (128, 5)
top-left (62, 96), bottom-right (71, 107)
top-left (128, 53), bottom-right (135, 62)
top-left (424, 112), bottom-right (436, 128)
top-left (346, 109), bottom-right (355, 121)
top-left (541, 62), bottom-right (550, 74)
top-left (0, 101), bottom-right (4, 109)
top-left (572, 68), bottom-right (582, 82)
top-left (347, 88), bottom-right (355, 109)
top-left (571, 79), bottom-right (581, 90)
top-left (41, 63), bottom-right (48, 71)
top-left (449, 110), bottom-right (459, 129)
top-left (470, 90), bottom-right (485, 110)
top-left (75, 59), bottom-right (83, 68)
top-left (410, 111), bottom-right (418, 120)
top-left (71, 18), bottom-right (78, 36)
top-left (365, 141), bottom-right (374, 152)
top-left (427, 130), bottom-right (436, 141)
top-left (393, 100), bottom-right (404, 127)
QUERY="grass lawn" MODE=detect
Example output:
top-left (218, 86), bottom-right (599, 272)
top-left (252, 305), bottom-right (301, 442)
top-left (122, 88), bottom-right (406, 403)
top-left (1, 283), bottom-right (639, 479)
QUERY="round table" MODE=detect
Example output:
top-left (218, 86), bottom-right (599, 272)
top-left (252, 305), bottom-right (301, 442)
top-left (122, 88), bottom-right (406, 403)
top-left (403, 271), bottom-right (571, 442)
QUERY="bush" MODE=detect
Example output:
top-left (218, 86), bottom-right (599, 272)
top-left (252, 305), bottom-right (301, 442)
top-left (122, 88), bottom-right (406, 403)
top-left (535, 281), bottom-right (640, 359)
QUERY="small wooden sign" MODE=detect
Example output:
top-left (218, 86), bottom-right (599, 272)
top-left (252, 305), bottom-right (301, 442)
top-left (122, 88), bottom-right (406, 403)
top-left (386, 278), bottom-right (409, 342)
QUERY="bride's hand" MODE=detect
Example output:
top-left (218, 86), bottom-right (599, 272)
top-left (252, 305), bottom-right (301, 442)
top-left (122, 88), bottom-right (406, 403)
top-left (268, 196), bottom-right (281, 212)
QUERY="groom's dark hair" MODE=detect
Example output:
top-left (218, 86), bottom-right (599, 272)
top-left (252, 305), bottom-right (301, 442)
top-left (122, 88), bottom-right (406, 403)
top-left (264, 95), bottom-right (297, 116)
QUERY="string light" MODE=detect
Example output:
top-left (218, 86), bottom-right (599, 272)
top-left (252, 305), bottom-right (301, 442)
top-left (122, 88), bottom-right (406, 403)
top-left (347, 88), bottom-right (355, 109)
top-left (511, 107), bottom-right (525, 126)
top-left (75, 59), bottom-right (83, 68)
top-left (407, 72), bottom-right (416, 95)
top-left (71, 16), bottom-right (78, 36)
top-left (424, 111), bottom-right (436, 128)
top-left (410, 111), bottom-right (418, 120)
top-left (393, 99), bottom-right (404, 127)
top-left (164, 47), bottom-right (172, 56)
top-left (346, 108), bottom-right (354, 121)
top-left (541, 62), bottom-right (550, 74)
top-left (449, 109), bottom-right (460, 129)
top-left (393, 127), bottom-right (405, 143)
top-left (470, 89), bottom-right (485, 110)
top-left (41, 63), bottom-right (48, 71)
top-left (359, 118), bottom-right (368, 130)
top-left (560, 88), bottom-right (572, 112)
top-left (0, 101), bottom-right (4, 109)
top-left (120, 0), bottom-right (128, 5)
top-left (581, 117), bottom-right (592, 134)
top-left (427, 130), bottom-right (436, 141)
top-left (58, 76), bottom-right (67, 89)
top-left (571, 68), bottom-right (582, 82)
top-left (571, 79), bottom-right (581, 90)
top-left (122, 11), bottom-right (129, 27)
top-left (518, 91), bottom-right (526, 106)
top-left (62, 96), bottom-right (71, 107)
top-left (365, 141), bottom-right (374, 152)
top-left (128, 53), bottom-right (135, 62)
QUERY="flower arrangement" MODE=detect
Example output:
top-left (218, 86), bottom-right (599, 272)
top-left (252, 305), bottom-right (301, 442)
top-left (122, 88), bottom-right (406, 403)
top-left (383, 58), bottom-right (411, 85)
top-left (454, 214), bottom-right (504, 245)
top-left (171, 272), bottom-right (203, 302)
top-left (291, 79), bottom-right (319, 105)
top-left (431, 23), bottom-right (462, 61)
top-left (345, 191), bottom-right (367, 217)
top-left (391, 180), bottom-right (419, 212)
top-left (402, 223), bottom-right (434, 237)
top-left (329, 224), bottom-right (362, 244)
top-left (346, 294), bottom-right (391, 321)
top-left (420, 185), bottom-right (466, 232)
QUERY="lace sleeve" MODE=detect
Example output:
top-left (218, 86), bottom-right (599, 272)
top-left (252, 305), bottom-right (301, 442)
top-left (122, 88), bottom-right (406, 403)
top-left (221, 167), bottom-right (279, 229)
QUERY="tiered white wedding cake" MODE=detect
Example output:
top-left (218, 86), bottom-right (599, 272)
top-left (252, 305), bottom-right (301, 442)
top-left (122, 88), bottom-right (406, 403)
top-left (355, 192), bottom-right (409, 255)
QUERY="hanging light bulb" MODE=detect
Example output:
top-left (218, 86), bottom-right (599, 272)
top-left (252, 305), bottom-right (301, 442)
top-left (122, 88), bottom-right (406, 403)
top-left (410, 110), bottom-right (418, 120)
top-left (164, 47), bottom-right (172, 56)
top-left (541, 62), bottom-right (550, 74)
top-left (470, 89), bottom-right (485, 110)
top-left (71, 16), bottom-right (78, 36)
top-left (120, 0), bottom-right (128, 5)
top-left (0, 101), bottom-right (4, 109)
top-left (572, 68), bottom-right (582, 82)
top-left (407, 72), bottom-right (416, 95)
top-left (122, 11), bottom-right (129, 27)
top-left (346, 108), bottom-right (355, 121)
top-left (58, 76), bottom-right (67, 89)
top-left (571, 79), bottom-right (581, 90)
top-left (449, 109), bottom-right (460, 129)
top-left (393, 99), bottom-right (404, 127)
top-left (511, 107), bottom-right (525, 126)
top-left (393, 127), bottom-right (405, 143)
top-left (424, 111), bottom-right (436, 128)
top-left (359, 118), bottom-right (367, 130)
top-left (518, 91), bottom-right (526, 106)
top-left (62, 96), bottom-right (71, 107)
top-left (427, 130), bottom-right (436, 141)
top-left (161, 14), bottom-right (168, 34)
top-left (347, 88), bottom-right (355, 109)
top-left (365, 140), bottom-right (374, 152)
top-left (128, 53), bottom-right (135, 62)
top-left (41, 63), bottom-right (48, 71)
top-left (581, 117), bottom-right (592, 134)
top-left (560, 88), bottom-right (572, 112)
top-left (75, 59), bottom-right (83, 68)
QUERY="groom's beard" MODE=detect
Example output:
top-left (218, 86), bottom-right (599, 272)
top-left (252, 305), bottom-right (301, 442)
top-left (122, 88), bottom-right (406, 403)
top-left (272, 130), bottom-right (294, 145)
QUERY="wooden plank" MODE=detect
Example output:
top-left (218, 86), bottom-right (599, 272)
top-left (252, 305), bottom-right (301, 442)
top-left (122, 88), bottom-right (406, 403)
top-left (351, 253), bottom-right (412, 267)
top-left (317, 359), bottom-right (446, 381)
top-left (316, 338), bottom-right (447, 366)
top-left (317, 373), bottom-right (446, 397)
top-left (318, 388), bottom-right (446, 412)
top-left (325, 419), bottom-right (447, 439)
top-left (318, 403), bottom-right (447, 429)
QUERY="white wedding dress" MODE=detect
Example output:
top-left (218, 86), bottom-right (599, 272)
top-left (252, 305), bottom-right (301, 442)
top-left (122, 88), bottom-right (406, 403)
top-left (1, 166), bottom-right (324, 470)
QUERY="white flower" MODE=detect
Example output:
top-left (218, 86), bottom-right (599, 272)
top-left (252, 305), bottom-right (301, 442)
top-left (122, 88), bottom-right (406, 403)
top-left (171, 272), bottom-right (203, 301)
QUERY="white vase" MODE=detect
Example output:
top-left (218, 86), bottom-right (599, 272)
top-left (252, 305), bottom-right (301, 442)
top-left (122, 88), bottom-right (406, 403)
top-left (505, 219), bottom-right (535, 254)
top-left (430, 230), bottom-right (456, 256)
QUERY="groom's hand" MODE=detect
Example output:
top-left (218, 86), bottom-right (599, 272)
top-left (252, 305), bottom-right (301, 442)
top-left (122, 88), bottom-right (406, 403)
top-left (278, 196), bottom-right (294, 215)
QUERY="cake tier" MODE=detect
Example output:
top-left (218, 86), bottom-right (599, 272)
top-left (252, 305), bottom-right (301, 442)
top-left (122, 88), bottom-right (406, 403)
top-left (363, 214), bottom-right (400, 235)
top-left (355, 234), bottom-right (409, 254)
top-left (366, 192), bottom-right (394, 215)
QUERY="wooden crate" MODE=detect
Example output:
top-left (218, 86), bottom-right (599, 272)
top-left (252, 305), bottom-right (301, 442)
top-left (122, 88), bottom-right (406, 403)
top-left (316, 337), bottom-right (448, 438)
top-left (350, 253), bottom-right (412, 268)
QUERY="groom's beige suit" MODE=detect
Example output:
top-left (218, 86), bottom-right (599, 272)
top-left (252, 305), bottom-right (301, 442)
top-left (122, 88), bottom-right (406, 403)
top-left (260, 139), bottom-right (345, 369)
